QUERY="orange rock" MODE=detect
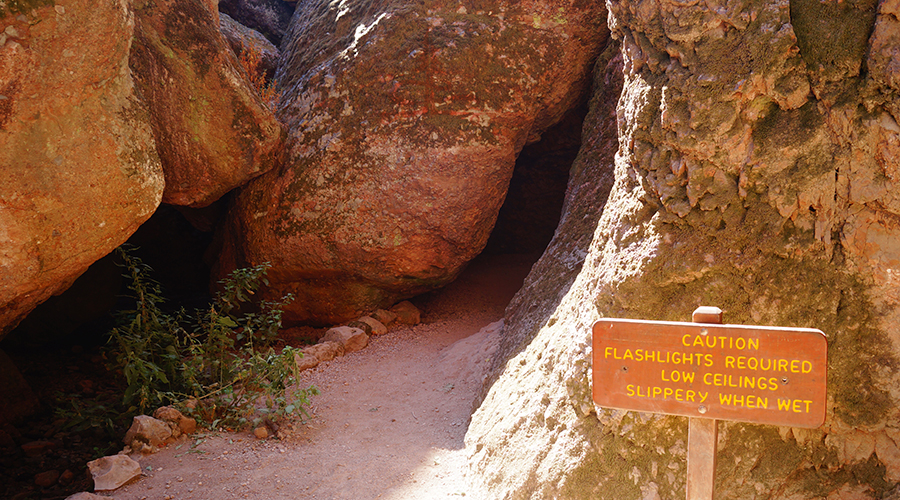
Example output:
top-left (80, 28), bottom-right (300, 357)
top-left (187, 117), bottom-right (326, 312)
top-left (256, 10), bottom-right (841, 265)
top-left (129, 0), bottom-right (284, 208)
top-left (0, 0), bottom-right (164, 338)
top-left (213, 0), bottom-right (609, 326)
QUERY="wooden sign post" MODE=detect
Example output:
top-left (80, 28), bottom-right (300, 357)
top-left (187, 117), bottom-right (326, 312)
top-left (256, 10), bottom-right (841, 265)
top-left (592, 307), bottom-right (827, 499)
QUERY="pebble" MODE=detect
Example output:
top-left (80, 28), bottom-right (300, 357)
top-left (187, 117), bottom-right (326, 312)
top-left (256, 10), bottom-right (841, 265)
top-left (34, 470), bottom-right (59, 487)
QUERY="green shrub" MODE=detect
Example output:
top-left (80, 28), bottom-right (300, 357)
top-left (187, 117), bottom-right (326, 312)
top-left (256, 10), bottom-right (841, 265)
top-left (106, 247), bottom-right (317, 429)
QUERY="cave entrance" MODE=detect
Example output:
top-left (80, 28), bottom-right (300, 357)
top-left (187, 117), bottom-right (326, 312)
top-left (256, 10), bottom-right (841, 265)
top-left (414, 103), bottom-right (588, 318)
top-left (482, 105), bottom-right (587, 258)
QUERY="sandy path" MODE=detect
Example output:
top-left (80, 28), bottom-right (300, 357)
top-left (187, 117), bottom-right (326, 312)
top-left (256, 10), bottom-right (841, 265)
top-left (107, 253), bottom-right (535, 500)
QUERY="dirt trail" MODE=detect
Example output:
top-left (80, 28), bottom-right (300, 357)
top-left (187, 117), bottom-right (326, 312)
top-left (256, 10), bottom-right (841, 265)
top-left (107, 253), bottom-right (536, 500)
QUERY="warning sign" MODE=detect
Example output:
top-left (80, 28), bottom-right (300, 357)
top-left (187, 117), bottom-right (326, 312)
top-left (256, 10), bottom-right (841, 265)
top-left (592, 319), bottom-right (827, 428)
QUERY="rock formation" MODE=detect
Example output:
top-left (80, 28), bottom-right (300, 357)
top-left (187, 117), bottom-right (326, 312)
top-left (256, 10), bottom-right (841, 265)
top-left (0, 0), bottom-right (164, 338)
top-left (466, 0), bottom-right (900, 498)
top-left (217, 0), bottom-right (294, 46)
top-left (130, 0), bottom-right (285, 208)
top-left (215, 0), bottom-right (609, 325)
top-left (219, 12), bottom-right (280, 79)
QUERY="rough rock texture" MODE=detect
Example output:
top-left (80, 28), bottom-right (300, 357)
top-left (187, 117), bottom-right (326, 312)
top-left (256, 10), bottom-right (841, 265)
top-left (153, 406), bottom-right (197, 436)
top-left (218, 0), bottom-right (294, 46)
top-left (390, 301), bottom-right (422, 326)
top-left (371, 309), bottom-right (398, 327)
top-left (123, 415), bottom-right (173, 448)
top-left (219, 12), bottom-right (279, 79)
top-left (0, 0), bottom-right (164, 338)
top-left (350, 316), bottom-right (388, 336)
top-left (467, 0), bottom-right (900, 498)
top-left (130, 0), bottom-right (285, 208)
top-left (320, 326), bottom-right (368, 353)
top-left (303, 340), bottom-right (345, 362)
top-left (216, 0), bottom-right (609, 325)
top-left (87, 455), bottom-right (142, 491)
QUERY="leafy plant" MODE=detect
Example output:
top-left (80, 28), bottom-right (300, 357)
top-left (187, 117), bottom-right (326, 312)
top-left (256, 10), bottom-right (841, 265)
top-left (106, 247), bottom-right (317, 429)
top-left (237, 40), bottom-right (278, 111)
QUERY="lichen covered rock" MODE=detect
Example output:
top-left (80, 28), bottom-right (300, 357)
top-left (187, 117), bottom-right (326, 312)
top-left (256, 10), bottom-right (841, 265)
top-left (216, 0), bottom-right (609, 325)
top-left (0, 0), bottom-right (164, 338)
top-left (467, 0), bottom-right (900, 498)
top-left (130, 0), bottom-right (284, 208)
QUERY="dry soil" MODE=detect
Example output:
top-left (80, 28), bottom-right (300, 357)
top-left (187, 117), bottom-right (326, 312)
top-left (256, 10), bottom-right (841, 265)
top-left (103, 253), bottom-right (537, 500)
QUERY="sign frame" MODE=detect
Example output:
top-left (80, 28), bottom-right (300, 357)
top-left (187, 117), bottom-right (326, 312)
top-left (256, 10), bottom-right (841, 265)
top-left (592, 317), bottom-right (828, 428)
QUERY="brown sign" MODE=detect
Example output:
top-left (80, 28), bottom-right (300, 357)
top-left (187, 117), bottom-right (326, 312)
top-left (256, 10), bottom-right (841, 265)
top-left (592, 319), bottom-right (827, 428)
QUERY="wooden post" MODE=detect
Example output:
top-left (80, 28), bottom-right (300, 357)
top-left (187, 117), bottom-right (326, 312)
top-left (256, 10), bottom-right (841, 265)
top-left (686, 306), bottom-right (722, 500)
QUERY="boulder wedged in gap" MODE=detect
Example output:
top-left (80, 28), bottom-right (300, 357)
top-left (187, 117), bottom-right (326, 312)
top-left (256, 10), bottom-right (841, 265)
top-left (130, 0), bottom-right (285, 208)
top-left (215, 0), bottom-right (610, 326)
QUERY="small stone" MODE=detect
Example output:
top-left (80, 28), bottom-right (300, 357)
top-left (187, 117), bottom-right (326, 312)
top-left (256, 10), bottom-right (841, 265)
top-left (21, 440), bottom-right (55, 458)
top-left (294, 351), bottom-right (320, 372)
top-left (254, 427), bottom-right (268, 439)
top-left (59, 469), bottom-right (76, 484)
top-left (4, 26), bottom-right (19, 38)
top-left (390, 301), bottom-right (421, 325)
top-left (350, 316), bottom-right (388, 336)
top-left (370, 308), bottom-right (397, 326)
top-left (0, 429), bottom-right (16, 448)
top-left (123, 415), bottom-right (172, 448)
top-left (66, 493), bottom-right (108, 500)
top-left (320, 326), bottom-right (368, 353)
top-left (178, 416), bottom-right (197, 435)
top-left (54, 5), bottom-right (65, 14)
top-left (152, 406), bottom-right (196, 435)
top-left (87, 455), bottom-right (142, 491)
top-left (35, 469), bottom-right (60, 487)
top-left (303, 341), bottom-right (344, 362)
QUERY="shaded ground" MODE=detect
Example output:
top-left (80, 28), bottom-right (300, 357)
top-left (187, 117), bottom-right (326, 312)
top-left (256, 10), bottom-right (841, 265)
top-left (100, 252), bottom-right (536, 500)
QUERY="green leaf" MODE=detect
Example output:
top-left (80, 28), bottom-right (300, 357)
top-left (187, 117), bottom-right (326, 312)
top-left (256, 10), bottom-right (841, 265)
top-left (219, 316), bottom-right (239, 328)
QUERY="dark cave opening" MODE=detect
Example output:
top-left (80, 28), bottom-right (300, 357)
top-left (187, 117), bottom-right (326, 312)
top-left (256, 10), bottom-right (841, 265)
top-left (482, 105), bottom-right (586, 257)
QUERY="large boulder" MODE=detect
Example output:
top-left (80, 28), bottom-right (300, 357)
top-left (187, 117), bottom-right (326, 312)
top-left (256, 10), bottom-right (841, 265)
top-left (215, 0), bottom-right (609, 325)
top-left (130, 0), bottom-right (285, 208)
top-left (466, 0), bottom-right (900, 498)
top-left (0, 0), bottom-right (164, 338)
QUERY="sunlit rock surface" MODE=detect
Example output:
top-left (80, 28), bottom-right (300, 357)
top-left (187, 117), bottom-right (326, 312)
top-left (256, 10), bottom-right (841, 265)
top-left (467, 0), bottom-right (900, 498)
top-left (215, 0), bottom-right (609, 325)
top-left (0, 0), bottom-right (164, 338)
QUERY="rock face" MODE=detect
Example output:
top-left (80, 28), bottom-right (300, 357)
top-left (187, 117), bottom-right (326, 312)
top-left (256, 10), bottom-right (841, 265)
top-left (216, 0), bottom-right (609, 325)
top-left (0, 0), bottom-right (164, 338)
top-left (130, 0), bottom-right (284, 208)
top-left (218, 0), bottom-right (294, 46)
top-left (467, 0), bottom-right (900, 498)
top-left (219, 12), bottom-right (279, 79)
